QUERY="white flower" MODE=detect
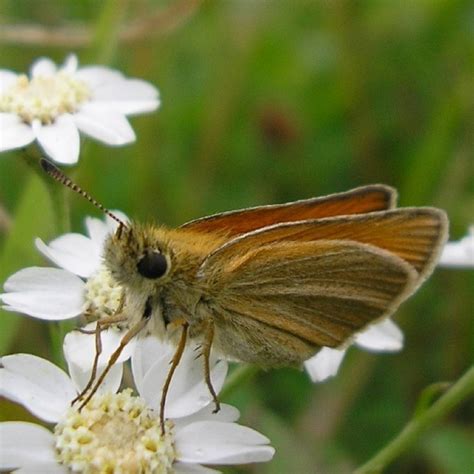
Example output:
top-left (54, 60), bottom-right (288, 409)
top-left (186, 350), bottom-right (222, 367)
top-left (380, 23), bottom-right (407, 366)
top-left (0, 54), bottom-right (160, 164)
top-left (0, 211), bottom-right (126, 320)
top-left (0, 212), bottom-right (133, 361)
top-left (304, 319), bottom-right (403, 382)
top-left (438, 226), bottom-right (474, 268)
top-left (0, 337), bottom-right (275, 473)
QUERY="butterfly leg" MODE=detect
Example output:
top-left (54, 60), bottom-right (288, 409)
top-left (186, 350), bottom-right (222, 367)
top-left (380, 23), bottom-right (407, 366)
top-left (77, 316), bottom-right (148, 411)
top-left (202, 319), bottom-right (221, 414)
top-left (71, 312), bottom-right (128, 406)
top-left (160, 319), bottom-right (189, 434)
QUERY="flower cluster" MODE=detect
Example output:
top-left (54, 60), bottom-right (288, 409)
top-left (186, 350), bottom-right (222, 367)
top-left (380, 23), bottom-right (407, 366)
top-left (0, 54), bottom-right (159, 164)
top-left (0, 336), bottom-right (274, 473)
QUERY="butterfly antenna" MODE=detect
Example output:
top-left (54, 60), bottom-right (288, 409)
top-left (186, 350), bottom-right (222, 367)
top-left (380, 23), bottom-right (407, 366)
top-left (40, 158), bottom-right (127, 230)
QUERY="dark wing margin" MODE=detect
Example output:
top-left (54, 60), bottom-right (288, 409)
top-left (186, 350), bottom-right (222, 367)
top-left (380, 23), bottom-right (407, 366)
top-left (181, 185), bottom-right (397, 237)
top-left (204, 240), bottom-right (417, 354)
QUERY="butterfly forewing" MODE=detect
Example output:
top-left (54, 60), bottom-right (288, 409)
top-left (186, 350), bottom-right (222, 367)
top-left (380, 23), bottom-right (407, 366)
top-left (201, 208), bottom-right (447, 283)
top-left (203, 240), bottom-right (416, 365)
top-left (182, 185), bottom-right (396, 237)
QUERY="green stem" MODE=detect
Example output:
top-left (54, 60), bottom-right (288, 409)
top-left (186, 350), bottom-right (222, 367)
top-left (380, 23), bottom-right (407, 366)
top-left (44, 178), bottom-right (71, 234)
top-left (22, 148), bottom-right (71, 234)
top-left (354, 364), bottom-right (474, 474)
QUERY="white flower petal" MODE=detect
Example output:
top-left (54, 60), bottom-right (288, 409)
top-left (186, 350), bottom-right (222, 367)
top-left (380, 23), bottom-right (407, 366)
top-left (30, 57), bottom-right (57, 77)
top-left (162, 360), bottom-right (228, 418)
top-left (355, 319), bottom-right (403, 352)
top-left (0, 422), bottom-right (56, 469)
top-left (93, 79), bottom-right (160, 115)
top-left (439, 243), bottom-right (469, 266)
top-left (3, 266), bottom-right (81, 293)
top-left (439, 229), bottom-right (474, 268)
top-left (1, 267), bottom-right (85, 319)
top-left (67, 356), bottom-right (123, 396)
top-left (35, 235), bottom-right (101, 278)
top-left (132, 336), bottom-right (172, 395)
top-left (304, 347), bottom-right (347, 382)
top-left (174, 404), bottom-right (240, 431)
top-left (64, 326), bottom-right (135, 372)
top-left (16, 463), bottom-right (67, 474)
top-left (64, 326), bottom-right (130, 394)
top-left (74, 104), bottom-right (135, 145)
top-left (61, 54), bottom-right (78, 74)
top-left (141, 345), bottom-right (228, 418)
top-left (93, 98), bottom-right (161, 116)
top-left (94, 78), bottom-right (158, 100)
top-left (136, 350), bottom-right (172, 408)
top-left (33, 114), bottom-right (80, 164)
top-left (0, 113), bottom-right (35, 152)
top-left (83, 211), bottom-right (128, 247)
top-left (75, 66), bottom-right (125, 88)
top-left (0, 70), bottom-right (18, 93)
top-left (0, 354), bottom-right (75, 422)
top-left (175, 421), bottom-right (274, 464)
top-left (85, 216), bottom-right (110, 246)
top-left (105, 210), bottom-right (129, 232)
top-left (174, 462), bottom-right (220, 474)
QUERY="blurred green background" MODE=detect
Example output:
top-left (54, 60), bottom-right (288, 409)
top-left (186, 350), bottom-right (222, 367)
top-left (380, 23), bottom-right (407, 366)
top-left (0, 1), bottom-right (473, 473)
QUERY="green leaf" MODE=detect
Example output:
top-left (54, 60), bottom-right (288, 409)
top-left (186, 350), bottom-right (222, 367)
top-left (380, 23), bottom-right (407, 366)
top-left (0, 174), bottom-right (55, 353)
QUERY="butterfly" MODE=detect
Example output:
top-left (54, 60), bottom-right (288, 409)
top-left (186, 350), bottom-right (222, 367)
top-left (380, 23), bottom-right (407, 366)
top-left (41, 159), bottom-right (449, 430)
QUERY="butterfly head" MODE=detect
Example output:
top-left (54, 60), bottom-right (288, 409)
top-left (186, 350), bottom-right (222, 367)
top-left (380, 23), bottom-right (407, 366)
top-left (104, 222), bottom-right (173, 293)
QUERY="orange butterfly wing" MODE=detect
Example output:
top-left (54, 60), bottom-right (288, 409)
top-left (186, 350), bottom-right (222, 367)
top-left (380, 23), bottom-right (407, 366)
top-left (206, 240), bottom-right (416, 351)
top-left (182, 185), bottom-right (396, 237)
top-left (197, 208), bottom-right (447, 365)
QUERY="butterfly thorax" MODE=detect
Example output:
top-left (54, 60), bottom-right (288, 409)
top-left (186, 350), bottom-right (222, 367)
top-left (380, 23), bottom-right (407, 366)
top-left (103, 222), bottom-right (229, 335)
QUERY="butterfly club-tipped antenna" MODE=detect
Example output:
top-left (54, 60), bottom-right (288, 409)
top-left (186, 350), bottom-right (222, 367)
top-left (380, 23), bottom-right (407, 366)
top-left (40, 158), bottom-right (127, 235)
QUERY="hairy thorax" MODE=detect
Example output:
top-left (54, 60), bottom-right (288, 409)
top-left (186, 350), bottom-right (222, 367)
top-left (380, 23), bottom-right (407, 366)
top-left (103, 222), bottom-right (229, 336)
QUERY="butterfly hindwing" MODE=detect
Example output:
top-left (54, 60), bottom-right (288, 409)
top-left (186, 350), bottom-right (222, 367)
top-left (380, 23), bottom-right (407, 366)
top-left (201, 239), bottom-right (416, 366)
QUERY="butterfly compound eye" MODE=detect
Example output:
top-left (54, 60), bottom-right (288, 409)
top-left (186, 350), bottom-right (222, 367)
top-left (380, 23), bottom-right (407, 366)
top-left (137, 251), bottom-right (168, 279)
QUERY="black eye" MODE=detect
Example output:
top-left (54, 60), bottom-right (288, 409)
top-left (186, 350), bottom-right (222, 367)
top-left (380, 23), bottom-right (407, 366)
top-left (137, 251), bottom-right (168, 279)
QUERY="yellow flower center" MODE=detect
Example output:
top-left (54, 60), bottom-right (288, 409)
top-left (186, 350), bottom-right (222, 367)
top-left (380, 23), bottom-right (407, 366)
top-left (83, 265), bottom-right (123, 321)
top-left (54, 389), bottom-right (176, 473)
top-left (0, 72), bottom-right (90, 124)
